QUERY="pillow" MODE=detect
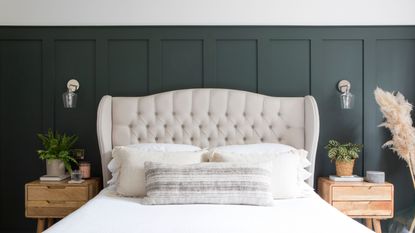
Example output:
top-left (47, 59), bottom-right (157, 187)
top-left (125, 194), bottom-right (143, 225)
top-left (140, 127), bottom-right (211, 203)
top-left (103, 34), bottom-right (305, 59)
top-left (113, 146), bottom-right (207, 196)
top-left (143, 161), bottom-right (273, 206)
top-left (212, 143), bottom-right (296, 155)
top-left (211, 149), bottom-right (311, 199)
top-left (107, 143), bottom-right (202, 185)
top-left (210, 143), bottom-right (312, 183)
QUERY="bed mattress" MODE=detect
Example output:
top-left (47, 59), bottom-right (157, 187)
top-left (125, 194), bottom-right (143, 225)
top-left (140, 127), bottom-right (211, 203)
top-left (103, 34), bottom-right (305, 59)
top-left (44, 187), bottom-right (373, 233)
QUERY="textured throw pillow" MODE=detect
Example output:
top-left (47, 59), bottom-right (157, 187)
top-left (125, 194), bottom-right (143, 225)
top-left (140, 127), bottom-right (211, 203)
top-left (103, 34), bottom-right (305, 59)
top-left (113, 146), bottom-right (207, 197)
top-left (143, 161), bottom-right (274, 206)
top-left (211, 149), bottom-right (311, 199)
top-left (107, 143), bottom-right (202, 186)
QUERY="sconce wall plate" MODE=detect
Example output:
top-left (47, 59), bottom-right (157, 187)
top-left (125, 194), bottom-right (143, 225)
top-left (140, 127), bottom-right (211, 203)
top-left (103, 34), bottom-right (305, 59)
top-left (337, 80), bottom-right (351, 93)
top-left (67, 79), bottom-right (80, 92)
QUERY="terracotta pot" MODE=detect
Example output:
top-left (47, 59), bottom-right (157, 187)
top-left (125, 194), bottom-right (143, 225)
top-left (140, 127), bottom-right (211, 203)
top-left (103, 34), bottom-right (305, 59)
top-left (335, 160), bottom-right (355, 176)
top-left (46, 159), bottom-right (65, 176)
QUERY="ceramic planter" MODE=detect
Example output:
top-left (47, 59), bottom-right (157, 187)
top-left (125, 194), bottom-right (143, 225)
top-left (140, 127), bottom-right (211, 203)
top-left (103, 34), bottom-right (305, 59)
top-left (46, 159), bottom-right (65, 176)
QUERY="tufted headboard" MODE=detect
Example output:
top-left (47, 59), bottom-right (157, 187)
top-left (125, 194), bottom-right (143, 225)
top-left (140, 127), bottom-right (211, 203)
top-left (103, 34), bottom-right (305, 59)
top-left (97, 89), bottom-right (319, 187)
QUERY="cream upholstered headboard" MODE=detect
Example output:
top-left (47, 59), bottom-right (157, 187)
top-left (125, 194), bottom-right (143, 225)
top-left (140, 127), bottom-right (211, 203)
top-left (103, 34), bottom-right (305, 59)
top-left (97, 89), bottom-right (319, 187)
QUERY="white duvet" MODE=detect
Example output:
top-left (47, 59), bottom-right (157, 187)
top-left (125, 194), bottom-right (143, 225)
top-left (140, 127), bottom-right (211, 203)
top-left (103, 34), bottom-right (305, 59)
top-left (45, 187), bottom-right (373, 233)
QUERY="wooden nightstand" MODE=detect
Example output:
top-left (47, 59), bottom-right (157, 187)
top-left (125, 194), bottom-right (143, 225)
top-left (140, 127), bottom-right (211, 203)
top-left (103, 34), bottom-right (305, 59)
top-left (25, 177), bottom-right (100, 233)
top-left (318, 177), bottom-right (394, 233)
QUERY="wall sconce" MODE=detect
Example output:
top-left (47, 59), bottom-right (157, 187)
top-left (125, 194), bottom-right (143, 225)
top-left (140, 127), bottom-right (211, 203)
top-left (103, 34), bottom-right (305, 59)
top-left (62, 79), bottom-right (80, 108)
top-left (337, 80), bottom-right (354, 109)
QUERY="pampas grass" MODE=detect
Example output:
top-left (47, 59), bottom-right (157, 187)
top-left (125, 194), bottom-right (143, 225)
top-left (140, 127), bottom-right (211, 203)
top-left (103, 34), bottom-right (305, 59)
top-left (374, 87), bottom-right (415, 189)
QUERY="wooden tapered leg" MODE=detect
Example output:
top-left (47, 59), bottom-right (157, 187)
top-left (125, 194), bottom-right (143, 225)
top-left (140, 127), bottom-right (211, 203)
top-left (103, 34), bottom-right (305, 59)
top-left (373, 219), bottom-right (382, 233)
top-left (37, 218), bottom-right (45, 233)
top-left (365, 218), bottom-right (373, 230)
top-left (47, 218), bottom-right (54, 227)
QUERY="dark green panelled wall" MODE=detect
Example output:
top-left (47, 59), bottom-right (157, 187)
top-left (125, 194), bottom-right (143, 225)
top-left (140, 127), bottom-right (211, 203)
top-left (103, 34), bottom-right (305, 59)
top-left (1, 26), bottom-right (415, 232)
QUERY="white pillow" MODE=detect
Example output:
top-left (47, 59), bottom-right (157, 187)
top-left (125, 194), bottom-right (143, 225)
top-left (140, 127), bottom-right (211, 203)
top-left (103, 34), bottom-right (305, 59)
top-left (211, 149), bottom-right (311, 199)
top-left (213, 143), bottom-right (296, 155)
top-left (113, 146), bottom-right (207, 197)
top-left (107, 143), bottom-right (202, 185)
top-left (211, 143), bottom-right (311, 177)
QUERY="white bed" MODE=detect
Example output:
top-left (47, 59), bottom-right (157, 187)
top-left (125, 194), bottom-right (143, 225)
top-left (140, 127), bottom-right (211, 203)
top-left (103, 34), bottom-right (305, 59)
top-left (44, 187), bottom-right (373, 233)
top-left (45, 89), bottom-right (373, 233)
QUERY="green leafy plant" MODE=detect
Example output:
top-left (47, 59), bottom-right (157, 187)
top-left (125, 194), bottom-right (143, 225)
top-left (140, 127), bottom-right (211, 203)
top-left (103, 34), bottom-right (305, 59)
top-left (37, 129), bottom-right (78, 172)
top-left (325, 140), bottom-right (363, 162)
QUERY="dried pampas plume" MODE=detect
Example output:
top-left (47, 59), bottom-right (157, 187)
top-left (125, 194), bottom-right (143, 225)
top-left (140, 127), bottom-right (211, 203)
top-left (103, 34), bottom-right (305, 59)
top-left (374, 87), bottom-right (415, 188)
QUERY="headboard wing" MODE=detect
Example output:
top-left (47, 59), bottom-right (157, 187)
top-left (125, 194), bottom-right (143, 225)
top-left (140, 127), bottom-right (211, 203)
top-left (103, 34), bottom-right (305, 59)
top-left (97, 89), bottom-right (319, 187)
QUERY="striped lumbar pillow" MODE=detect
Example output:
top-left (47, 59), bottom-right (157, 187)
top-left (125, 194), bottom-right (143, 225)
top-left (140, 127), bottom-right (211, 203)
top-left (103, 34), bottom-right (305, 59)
top-left (143, 161), bottom-right (273, 206)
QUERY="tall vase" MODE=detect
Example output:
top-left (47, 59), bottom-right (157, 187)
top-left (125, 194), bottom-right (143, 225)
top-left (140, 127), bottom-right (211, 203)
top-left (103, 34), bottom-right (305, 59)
top-left (388, 205), bottom-right (415, 233)
top-left (46, 159), bottom-right (65, 176)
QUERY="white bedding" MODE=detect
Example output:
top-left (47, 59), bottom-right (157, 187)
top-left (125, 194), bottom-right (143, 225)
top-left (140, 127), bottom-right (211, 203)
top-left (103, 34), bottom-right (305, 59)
top-left (45, 187), bottom-right (373, 233)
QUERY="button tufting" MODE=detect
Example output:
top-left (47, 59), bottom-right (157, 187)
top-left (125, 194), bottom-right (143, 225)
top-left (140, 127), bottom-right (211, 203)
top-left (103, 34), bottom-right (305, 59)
top-left (181, 124), bottom-right (185, 128)
top-left (138, 137), bottom-right (141, 141)
top-left (225, 137), bottom-right (228, 141)
top-left (155, 137), bottom-right (158, 141)
top-left (243, 112), bottom-right (246, 116)
top-left (155, 112), bottom-right (158, 116)
top-left (278, 137), bottom-right (282, 141)
top-left (234, 125), bottom-right (237, 128)
top-left (261, 112), bottom-right (264, 116)
top-left (243, 137), bottom-right (246, 141)
top-left (286, 125), bottom-right (291, 129)
top-left (260, 138), bottom-right (264, 142)
top-left (278, 112), bottom-right (281, 116)
top-left (199, 125), bottom-right (202, 129)
top-left (269, 125), bottom-right (273, 129)
top-left (137, 112), bottom-right (141, 115)
top-left (208, 137), bottom-right (211, 141)
top-left (146, 124), bottom-right (149, 128)
top-left (190, 137), bottom-right (194, 141)
top-left (216, 124), bottom-right (220, 128)
top-left (225, 112), bottom-right (229, 117)
top-left (208, 112), bottom-right (211, 116)
top-left (172, 137), bottom-right (175, 141)
top-left (172, 112), bottom-right (176, 116)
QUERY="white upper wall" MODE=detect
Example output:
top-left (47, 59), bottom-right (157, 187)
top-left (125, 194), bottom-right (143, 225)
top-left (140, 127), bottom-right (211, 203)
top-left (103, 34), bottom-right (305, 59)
top-left (0, 0), bottom-right (415, 26)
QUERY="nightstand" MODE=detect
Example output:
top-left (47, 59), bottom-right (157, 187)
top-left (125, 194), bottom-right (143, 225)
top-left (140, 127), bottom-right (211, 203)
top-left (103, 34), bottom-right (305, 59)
top-left (25, 178), bottom-right (100, 233)
top-left (318, 177), bottom-right (394, 233)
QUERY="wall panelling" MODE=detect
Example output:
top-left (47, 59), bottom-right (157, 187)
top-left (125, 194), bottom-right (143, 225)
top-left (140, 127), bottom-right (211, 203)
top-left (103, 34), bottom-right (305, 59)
top-left (1, 26), bottom-right (415, 232)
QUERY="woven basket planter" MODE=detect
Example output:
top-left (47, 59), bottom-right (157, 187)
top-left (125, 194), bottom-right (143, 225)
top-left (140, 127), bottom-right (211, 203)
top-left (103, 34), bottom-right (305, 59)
top-left (335, 160), bottom-right (355, 176)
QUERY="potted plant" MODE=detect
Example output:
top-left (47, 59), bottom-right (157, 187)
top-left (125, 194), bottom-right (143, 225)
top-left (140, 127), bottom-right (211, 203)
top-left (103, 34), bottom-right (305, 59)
top-left (325, 140), bottom-right (363, 176)
top-left (37, 129), bottom-right (78, 176)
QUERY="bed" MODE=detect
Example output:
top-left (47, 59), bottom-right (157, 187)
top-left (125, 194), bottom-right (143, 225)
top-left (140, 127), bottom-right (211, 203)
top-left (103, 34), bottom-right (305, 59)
top-left (44, 89), bottom-right (373, 233)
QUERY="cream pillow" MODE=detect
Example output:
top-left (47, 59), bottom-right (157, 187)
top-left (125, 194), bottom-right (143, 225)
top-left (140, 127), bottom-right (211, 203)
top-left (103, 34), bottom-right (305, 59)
top-left (211, 149), bottom-right (310, 199)
top-left (113, 146), bottom-right (207, 197)
top-left (107, 143), bottom-right (202, 186)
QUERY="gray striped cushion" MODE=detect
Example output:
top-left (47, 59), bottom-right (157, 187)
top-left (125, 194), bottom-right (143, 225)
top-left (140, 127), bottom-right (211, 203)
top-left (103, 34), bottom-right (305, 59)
top-left (143, 162), bottom-right (273, 206)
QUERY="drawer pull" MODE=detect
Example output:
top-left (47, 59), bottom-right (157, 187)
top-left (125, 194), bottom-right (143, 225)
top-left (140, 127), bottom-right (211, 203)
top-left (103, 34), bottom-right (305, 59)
top-left (47, 200), bottom-right (66, 204)
top-left (47, 186), bottom-right (66, 189)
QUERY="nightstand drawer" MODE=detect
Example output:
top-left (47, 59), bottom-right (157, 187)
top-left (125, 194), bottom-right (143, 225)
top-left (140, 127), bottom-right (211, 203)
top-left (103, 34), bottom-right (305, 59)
top-left (26, 200), bottom-right (85, 217)
top-left (333, 201), bottom-right (393, 216)
top-left (332, 186), bottom-right (392, 201)
top-left (27, 185), bottom-right (88, 201)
